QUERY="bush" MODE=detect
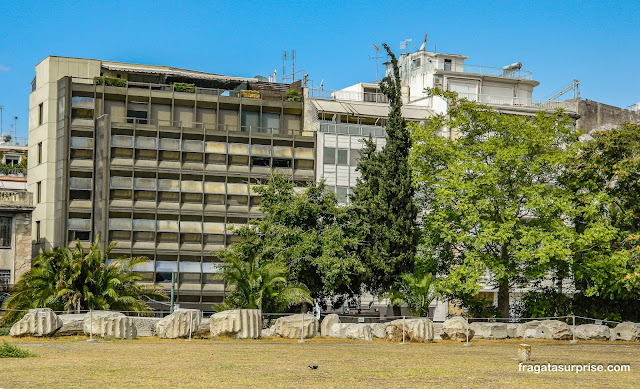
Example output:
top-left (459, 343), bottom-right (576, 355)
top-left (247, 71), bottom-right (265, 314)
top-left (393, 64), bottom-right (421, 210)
top-left (285, 89), bottom-right (301, 101)
top-left (94, 76), bottom-right (126, 87)
top-left (0, 341), bottom-right (36, 358)
top-left (514, 288), bottom-right (640, 322)
top-left (0, 327), bottom-right (9, 336)
top-left (173, 83), bottom-right (195, 93)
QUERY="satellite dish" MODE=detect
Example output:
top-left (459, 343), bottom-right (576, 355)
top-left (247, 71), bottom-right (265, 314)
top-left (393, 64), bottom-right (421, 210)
top-left (419, 33), bottom-right (428, 51)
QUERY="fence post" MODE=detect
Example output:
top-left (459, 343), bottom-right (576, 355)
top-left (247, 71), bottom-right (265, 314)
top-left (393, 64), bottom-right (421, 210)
top-left (299, 312), bottom-right (306, 343)
top-left (402, 316), bottom-right (406, 344)
top-left (570, 315), bottom-right (578, 344)
top-left (187, 310), bottom-right (193, 341)
top-left (464, 317), bottom-right (471, 347)
top-left (87, 309), bottom-right (95, 342)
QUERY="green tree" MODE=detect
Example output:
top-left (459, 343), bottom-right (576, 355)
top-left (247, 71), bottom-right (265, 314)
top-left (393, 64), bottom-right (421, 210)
top-left (219, 176), bottom-right (364, 307)
top-left (215, 254), bottom-right (312, 312)
top-left (410, 90), bottom-right (576, 317)
top-left (564, 123), bottom-right (640, 300)
top-left (384, 271), bottom-right (441, 317)
top-left (1, 238), bottom-right (166, 325)
top-left (350, 43), bottom-right (419, 296)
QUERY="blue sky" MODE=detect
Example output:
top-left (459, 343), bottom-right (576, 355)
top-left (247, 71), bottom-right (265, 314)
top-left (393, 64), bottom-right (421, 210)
top-left (1, 0), bottom-right (638, 139)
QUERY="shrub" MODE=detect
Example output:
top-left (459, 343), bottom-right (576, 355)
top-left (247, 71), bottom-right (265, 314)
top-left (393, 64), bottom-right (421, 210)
top-left (0, 341), bottom-right (36, 358)
top-left (285, 89), bottom-right (301, 101)
top-left (0, 327), bottom-right (9, 336)
top-left (173, 83), bottom-right (195, 93)
top-left (514, 288), bottom-right (640, 322)
top-left (94, 76), bottom-right (127, 87)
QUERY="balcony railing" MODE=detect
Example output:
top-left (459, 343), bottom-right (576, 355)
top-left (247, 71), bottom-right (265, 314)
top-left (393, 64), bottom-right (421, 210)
top-left (454, 92), bottom-right (575, 111)
top-left (436, 63), bottom-right (533, 80)
top-left (319, 122), bottom-right (387, 137)
top-left (73, 77), bottom-right (299, 102)
top-left (308, 88), bottom-right (389, 103)
top-left (0, 166), bottom-right (26, 177)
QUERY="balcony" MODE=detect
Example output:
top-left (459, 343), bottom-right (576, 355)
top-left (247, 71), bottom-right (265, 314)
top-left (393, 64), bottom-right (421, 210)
top-left (454, 92), bottom-right (575, 111)
top-left (435, 63), bottom-right (533, 80)
top-left (309, 88), bottom-right (388, 103)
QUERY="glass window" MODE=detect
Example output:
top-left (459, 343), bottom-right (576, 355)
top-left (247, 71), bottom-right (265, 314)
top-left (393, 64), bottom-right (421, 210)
top-left (38, 142), bottom-right (42, 164)
top-left (337, 149), bottom-right (348, 165)
top-left (336, 187), bottom-right (348, 203)
top-left (323, 147), bottom-right (335, 164)
top-left (349, 149), bottom-right (360, 166)
top-left (0, 217), bottom-right (11, 247)
top-left (262, 112), bottom-right (280, 133)
top-left (241, 111), bottom-right (259, 131)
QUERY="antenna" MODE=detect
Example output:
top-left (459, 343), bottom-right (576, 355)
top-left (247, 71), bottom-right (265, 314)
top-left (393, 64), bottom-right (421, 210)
top-left (368, 43), bottom-right (383, 82)
top-left (282, 51), bottom-right (288, 83)
top-left (292, 50), bottom-right (296, 83)
top-left (399, 39), bottom-right (412, 54)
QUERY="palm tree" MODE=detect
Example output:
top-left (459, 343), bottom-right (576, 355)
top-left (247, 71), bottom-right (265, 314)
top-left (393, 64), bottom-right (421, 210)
top-left (384, 272), bottom-right (441, 318)
top-left (215, 254), bottom-right (312, 312)
top-left (1, 237), bottom-right (166, 325)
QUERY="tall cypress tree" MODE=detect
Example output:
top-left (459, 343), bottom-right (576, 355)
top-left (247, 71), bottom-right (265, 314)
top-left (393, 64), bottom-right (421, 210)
top-left (350, 44), bottom-right (419, 295)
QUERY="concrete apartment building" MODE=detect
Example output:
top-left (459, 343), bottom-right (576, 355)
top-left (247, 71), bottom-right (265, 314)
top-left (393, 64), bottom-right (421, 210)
top-left (28, 56), bottom-right (314, 307)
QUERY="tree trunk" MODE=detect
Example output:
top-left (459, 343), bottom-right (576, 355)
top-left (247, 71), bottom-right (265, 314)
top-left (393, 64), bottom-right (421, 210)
top-left (497, 278), bottom-right (510, 318)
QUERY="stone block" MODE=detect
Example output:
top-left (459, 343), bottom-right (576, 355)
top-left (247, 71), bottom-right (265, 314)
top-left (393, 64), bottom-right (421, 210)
top-left (10, 308), bottom-right (62, 337)
top-left (209, 309), bottom-right (261, 339)
top-left (130, 317), bottom-right (162, 337)
top-left (58, 313), bottom-right (86, 336)
top-left (535, 320), bottom-right (572, 340)
top-left (344, 323), bottom-right (373, 341)
top-left (320, 314), bottom-right (340, 337)
top-left (155, 309), bottom-right (201, 339)
top-left (274, 314), bottom-right (318, 339)
top-left (83, 311), bottom-right (136, 339)
top-left (441, 316), bottom-right (474, 341)
top-left (612, 322), bottom-right (640, 341)
top-left (386, 318), bottom-right (434, 342)
top-left (470, 322), bottom-right (508, 340)
top-left (574, 324), bottom-right (610, 341)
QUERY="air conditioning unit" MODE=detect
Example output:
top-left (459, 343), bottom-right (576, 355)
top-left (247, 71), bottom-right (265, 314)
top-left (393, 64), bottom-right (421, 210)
top-left (434, 75), bottom-right (444, 89)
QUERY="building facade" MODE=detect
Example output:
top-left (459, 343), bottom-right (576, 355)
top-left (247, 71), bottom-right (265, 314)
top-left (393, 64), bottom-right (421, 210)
top-left (0, 191), bottom-right (33, 291)
top-left (28, 56), bottom-right (314, 308)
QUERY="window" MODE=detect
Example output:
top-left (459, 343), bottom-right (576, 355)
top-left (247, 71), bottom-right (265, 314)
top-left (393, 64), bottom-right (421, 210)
top-left (38, 103), bottom-right (44, 126)
top-left (36, 181), bottom-right (42, 203)
top-left (126, 110), bottom-right (148, 124)
top-left (38, 142), bottom-right (43, 164)
top-left (31, 77), bottom-right (36, 92)
top-left (35, 221), bottom-right (41, 242)
top-left (0, 217), bottom-right (11, 247)
top-left (444, 59), bottom-right (452, 71)
top-left (323, 147), bottom-right (335, 164)
top-left (349, 149), bottom-right (360, 166)
top-left (241, 111), bottom-right (259, 131)
top-left (0, 270), bottom-right (10, 287)
top-left (336, 187), bottom-right (349, 203)
top-left (337, 149), bottom-right (348, 165)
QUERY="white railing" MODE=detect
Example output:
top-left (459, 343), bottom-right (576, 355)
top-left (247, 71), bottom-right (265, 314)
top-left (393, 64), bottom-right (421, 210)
top-left (437, 63), bottom-right (533, 80)
top-left (454, 92), bottom-right (575, 111)
top-left (308, 88), bottom-right (389, 103)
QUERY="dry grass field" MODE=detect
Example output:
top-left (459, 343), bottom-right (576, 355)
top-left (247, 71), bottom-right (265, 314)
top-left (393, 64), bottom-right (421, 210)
top-left (1, 335), bottom-right (638, 388)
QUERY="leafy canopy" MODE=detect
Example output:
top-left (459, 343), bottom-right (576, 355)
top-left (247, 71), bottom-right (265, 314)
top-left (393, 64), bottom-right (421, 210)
top-left (410, 90), bottom-right (577, 317)
top-left (217, 176), bottom-right (364, 309)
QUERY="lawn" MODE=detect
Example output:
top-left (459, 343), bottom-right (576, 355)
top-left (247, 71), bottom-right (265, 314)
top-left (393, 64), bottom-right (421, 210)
top-left (1, 336), bottom-right (638, 388)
